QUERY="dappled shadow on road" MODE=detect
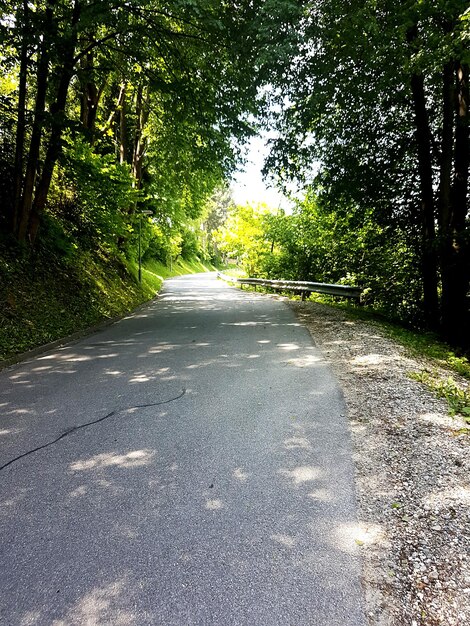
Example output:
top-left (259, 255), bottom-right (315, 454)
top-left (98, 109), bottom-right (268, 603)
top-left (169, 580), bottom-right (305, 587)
top-left (0, 280), bottom-right (312, 448)
top-left (0, 408), bottom-right (364, 625)
top-left (0, 275), bottom-right (364, 624)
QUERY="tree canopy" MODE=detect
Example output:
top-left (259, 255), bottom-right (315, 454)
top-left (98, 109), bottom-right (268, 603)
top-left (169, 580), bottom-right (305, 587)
top-left (0, 0), bottom-right (258, 249)
top-left (249, 0), bottom-right (469, 348)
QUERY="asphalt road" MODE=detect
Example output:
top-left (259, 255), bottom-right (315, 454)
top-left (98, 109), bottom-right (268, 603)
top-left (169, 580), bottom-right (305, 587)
top-left (0, 273), bottom-right (365, 625)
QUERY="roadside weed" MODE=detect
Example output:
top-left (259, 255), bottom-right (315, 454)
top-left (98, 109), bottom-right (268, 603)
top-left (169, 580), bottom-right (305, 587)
top-left (409, 371), bottom-right (470, 422)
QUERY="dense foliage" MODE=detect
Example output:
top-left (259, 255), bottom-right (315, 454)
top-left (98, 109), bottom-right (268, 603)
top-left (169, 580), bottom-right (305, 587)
top-left (216, 199), bottom-right (424, 324)
top-left (0, 0), bottom-right (257, 259)
top-left (0, 1), bottom-right (260, 359)
top-left (252, 0), bottom-right (470, 349)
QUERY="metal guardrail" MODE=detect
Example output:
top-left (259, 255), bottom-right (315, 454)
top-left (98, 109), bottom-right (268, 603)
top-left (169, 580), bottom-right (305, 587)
top-left (217, 272), bottom-right (362, 301)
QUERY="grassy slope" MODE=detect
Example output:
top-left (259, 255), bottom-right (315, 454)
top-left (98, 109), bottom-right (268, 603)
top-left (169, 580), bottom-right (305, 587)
top-left (0, 244), bottom-right (213, 362)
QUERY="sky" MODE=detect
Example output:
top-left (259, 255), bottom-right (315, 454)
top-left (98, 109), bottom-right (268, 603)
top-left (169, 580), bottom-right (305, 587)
top-left (230, 134), bottom-right (291, 210)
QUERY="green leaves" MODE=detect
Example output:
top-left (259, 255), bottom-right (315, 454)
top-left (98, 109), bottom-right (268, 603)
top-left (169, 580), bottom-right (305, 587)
top-left (245, 0), bottom-right (470, 346)
top-left (214, 202), bottom-right (275, 276)
top-left (58, 137), bottom-right (137, 252)
top-left (409, 370), bottom-right (470, 419)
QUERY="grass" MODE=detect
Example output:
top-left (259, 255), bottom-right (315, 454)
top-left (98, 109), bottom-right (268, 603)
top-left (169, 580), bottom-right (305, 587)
top-left (0, 241), bottom-right (214, 362)
top-left (303, 294), bottom-right (470, 419)
top-left (408, 371), bottom-right (470, 423)
top-left (363, 317), bottom-right (470, 381)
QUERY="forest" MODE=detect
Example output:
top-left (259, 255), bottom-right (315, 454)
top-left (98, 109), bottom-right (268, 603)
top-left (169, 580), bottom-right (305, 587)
top-left (0, 0), bottom-right (469, 355)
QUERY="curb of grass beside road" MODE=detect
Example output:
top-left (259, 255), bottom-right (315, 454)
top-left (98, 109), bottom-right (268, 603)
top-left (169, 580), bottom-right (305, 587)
top-left (0, 295), bottom-right (159, 372)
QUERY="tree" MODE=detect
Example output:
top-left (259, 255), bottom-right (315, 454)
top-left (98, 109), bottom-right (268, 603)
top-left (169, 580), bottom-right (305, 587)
top-left (199, 183), bottom-right (235, 262)
top-left (255, 0), bottom-right (470, 348)
top-left (214, 203), bottom-right (273, 275)
top-left (0, 0), bottom-right (259, 247)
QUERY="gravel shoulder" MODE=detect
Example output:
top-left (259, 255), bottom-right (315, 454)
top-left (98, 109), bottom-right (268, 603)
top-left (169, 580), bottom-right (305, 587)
top-left (289, 300), bottom-right (469, 626)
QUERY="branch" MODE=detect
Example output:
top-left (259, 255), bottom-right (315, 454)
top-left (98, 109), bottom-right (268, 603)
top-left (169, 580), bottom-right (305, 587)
top-left (73, 31), bottom-right (120, 64)
top-left (99, 82), bottom-right (127, 136)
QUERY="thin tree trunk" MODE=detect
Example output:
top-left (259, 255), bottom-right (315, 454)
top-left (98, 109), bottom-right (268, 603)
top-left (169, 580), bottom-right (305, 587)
top-left (100, 82), bottom-right (126, 138)
top-left (116, 84), bottom-right (149, 251)
top-left (79, 58), bottom-right (90, 129)
top-left (132, 84), bottom-right (143, 190)
top-left (16, 0), bottom-right (56, 242)
top-left (28, 1), bottom-right (81, 243)
top-left (132, 84), bottom-right (149, 194)
top-left (409, 70), bottom-right (440, 325)
top-left (452, 63), bottom-right (469, 230)
top-left (438, 61), bottom-right (454, 230)
top-left (84, 79), bottom-right (100, 143)
top-left (12, 0), bottom-right (29, 234)
top-left (119, 84), bottom-right (127, 164)
top-left (407, 25), bottom-right (439, 325)
top-left (79, 48), bottom-right (104, 143)
top-left (441, 62), bottom-right (470, 348)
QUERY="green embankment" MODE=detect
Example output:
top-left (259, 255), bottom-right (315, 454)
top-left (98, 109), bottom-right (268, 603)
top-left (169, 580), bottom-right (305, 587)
top-left (0, 244), bottom-right (213, 362)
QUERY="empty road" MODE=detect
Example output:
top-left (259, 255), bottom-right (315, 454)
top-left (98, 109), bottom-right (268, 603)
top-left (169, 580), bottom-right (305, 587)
top-left (0, 273), bottom-right (365, 625)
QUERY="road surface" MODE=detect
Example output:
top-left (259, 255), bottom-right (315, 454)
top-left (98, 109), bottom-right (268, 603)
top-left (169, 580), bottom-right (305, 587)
top-left (0, 273), bottom-right (365, 625)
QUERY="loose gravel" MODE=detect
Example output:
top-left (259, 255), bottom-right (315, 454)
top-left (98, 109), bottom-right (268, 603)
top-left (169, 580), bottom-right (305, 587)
top-left (289, 300), bottom-right (470, 626)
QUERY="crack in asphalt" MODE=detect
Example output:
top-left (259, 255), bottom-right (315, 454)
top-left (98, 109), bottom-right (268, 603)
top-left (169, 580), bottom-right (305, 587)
top-left (0, 388), bottom-right (186, 473)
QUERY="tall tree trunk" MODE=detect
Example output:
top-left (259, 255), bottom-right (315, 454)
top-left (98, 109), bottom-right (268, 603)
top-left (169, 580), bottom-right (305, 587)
top-left (409, 70), bottom-right (440, 325)
top-left (119, 84), bottom-right (127, 164)
top-left (12, 0), bottom-right (29, 234)
top-left (452, 62), bottom-right (470, 227)
top-left (406, 24), bottom-right (439, 325)
top-left (132, 84), bottom-right (149, 194)
top-left (16, 0), bottom-right (56, 242)
top-left (100, 82), bottom-right (126, 139)
top-left (438, 61), bottom-right (454, 231)
top-left (441, 62), bottom-right (470, 348)
top-left (28, 1), bottom-right (81, 244)
top-left (79, 48), bottom-right (105, 144)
